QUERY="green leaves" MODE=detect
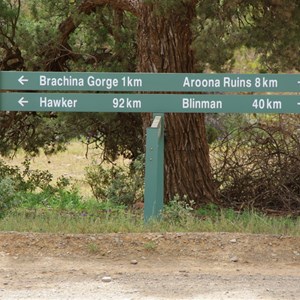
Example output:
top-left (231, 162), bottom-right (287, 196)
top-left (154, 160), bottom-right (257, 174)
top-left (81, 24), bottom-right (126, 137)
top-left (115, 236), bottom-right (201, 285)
top-left (193, 0), bottom-right (300, 72)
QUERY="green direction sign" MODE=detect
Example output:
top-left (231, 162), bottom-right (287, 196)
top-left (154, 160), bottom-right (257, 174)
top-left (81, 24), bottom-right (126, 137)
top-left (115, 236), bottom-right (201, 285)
top-left (1, 92), bottom-right (300, 113)
top-left (1, 71), bottom-right (300, 92)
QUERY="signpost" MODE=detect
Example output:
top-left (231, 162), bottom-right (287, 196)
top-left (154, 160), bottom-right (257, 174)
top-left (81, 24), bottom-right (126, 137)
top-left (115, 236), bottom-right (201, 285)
top-left (0, 71), bottom-right (299, 222)
top-left (1, 71), bottom-right (300, 92)
top-left (144, 114), bottom-right (164, 221)
top-left (1, 93), bottom-right (300, 113)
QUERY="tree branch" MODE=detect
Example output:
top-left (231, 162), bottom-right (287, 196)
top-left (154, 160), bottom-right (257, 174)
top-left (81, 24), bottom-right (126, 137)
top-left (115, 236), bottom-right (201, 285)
top-left (46, 0), bottom-right (140, 70)
top-left (58, 0), bottom-right (140, 46)
top-left (84, 0), bottom-right (140, 15)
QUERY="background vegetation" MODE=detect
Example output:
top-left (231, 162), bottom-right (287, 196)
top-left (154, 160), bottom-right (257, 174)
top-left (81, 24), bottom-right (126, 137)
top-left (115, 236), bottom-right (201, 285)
top-left (0, 0), bottom-right (299, 232)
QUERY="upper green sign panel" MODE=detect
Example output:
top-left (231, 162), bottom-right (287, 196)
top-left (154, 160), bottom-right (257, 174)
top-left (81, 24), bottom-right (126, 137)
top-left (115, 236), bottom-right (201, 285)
top-left (1, 71), bottom-right (299, 92)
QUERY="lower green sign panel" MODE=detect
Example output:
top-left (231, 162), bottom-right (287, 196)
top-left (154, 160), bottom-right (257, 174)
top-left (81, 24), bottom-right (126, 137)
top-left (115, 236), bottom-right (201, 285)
top-left (1, 92), bottom-right (300, 113)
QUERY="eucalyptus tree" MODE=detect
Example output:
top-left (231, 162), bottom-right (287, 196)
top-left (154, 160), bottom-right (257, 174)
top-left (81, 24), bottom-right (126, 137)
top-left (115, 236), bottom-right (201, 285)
top-left (1, 0), bottom-right (299, 205)
top-left (42, 0), bottom-right (217, 204)
top-left (0, 0), bottom-right (23, 70)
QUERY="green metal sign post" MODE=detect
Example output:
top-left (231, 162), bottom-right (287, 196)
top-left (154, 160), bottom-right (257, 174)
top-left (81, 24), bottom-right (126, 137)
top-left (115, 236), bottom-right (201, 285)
top-left (144, 114), bottom-right (164, 222)
top-left (0, 70), bottom-right (299, 222)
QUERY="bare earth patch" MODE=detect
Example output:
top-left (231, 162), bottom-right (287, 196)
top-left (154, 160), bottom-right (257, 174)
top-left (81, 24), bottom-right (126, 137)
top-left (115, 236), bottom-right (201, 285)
top-left (0, 232), bottom-right (299, 299)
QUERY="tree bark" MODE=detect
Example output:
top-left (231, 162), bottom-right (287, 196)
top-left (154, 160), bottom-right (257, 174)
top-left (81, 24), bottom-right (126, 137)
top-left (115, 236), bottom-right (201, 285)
top-left (137, 2), bottom-right (216, 204)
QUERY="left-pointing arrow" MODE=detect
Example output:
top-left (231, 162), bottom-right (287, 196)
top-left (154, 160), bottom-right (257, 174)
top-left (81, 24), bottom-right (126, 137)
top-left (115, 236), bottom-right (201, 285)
top-left (18, 97), bottom-right (28, 107)
top-left (18, 75), bottom-right (29, 85)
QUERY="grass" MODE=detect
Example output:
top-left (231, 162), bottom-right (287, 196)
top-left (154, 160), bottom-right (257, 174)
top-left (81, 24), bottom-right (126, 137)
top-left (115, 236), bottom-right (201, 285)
top-left (1, 141), bottom-right (299, 236)
top-left (0, 203), bottom-right (299, 236)
top-left (0, 207), bottom-right (144, 234)
top-left (2, 141), bottom-right (129, 197)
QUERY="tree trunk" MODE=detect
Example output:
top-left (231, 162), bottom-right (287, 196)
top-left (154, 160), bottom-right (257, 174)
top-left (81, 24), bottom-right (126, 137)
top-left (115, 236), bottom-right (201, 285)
top-left (52, 0), bottom-right (217, 205)
top-left (137, 2), bottom-right (216, 205)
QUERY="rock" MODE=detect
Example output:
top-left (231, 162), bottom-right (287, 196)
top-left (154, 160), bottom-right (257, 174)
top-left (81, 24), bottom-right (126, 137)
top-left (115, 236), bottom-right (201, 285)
top-left (230, 256), bottom-right (239, 262)
top-left (131, 259), bottom-right (138, 265)
top-left (102, 276), bottom-right (112, 283)
top-left (230, 239), bottom-right (237, 243)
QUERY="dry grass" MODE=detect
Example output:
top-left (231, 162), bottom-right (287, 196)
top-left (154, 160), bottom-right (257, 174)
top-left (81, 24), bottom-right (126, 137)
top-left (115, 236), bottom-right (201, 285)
top-left (1, 141), bottom-right (122, 197)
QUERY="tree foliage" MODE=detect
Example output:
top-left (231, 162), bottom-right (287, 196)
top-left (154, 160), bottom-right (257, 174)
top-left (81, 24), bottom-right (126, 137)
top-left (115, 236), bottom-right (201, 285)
top-left (1, 0), bottom-right (299, 157)
top-left (0, 0), bottom-right (23, 70)
top-left (2, 0), bottom-right (298, 74)
top-left (0, 0), bottom-right (141, 158)
top-left (242, 0), bottom-right (300, 72)
top-left (0, 0), bottom-right (299, 209)
top-left (194, 0), bottom-right (300, 72)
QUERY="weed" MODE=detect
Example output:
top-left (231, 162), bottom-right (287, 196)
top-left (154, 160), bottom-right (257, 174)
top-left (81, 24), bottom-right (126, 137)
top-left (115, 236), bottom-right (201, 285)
top-left (0, 177), bottom-right (19, 217)
top-left (162, 195), bottom-right (194, 225)
top-left (0, 205), bottom-right (299, 236)
top-left (196, 203), bottom-right (220, 220)
top-left (87, 243), bottom-right (100, 254)
top-left (85, 154), bottom-right (144, 206)
top-left (143, 241), bottom-right (157, 251)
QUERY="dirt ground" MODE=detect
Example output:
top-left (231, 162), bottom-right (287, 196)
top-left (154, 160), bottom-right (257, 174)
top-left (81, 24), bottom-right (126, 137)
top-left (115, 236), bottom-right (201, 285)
top-left (0, 231), bottom-right (299, 300)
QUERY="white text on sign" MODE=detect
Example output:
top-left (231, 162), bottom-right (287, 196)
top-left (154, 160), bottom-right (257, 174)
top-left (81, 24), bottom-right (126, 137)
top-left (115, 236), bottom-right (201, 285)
top-left (39, 75), bottom-right (143, 90)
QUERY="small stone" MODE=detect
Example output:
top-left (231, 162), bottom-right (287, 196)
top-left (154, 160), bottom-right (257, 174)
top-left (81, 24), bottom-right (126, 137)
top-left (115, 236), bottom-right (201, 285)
top-left (102, 276), bottom-right (112, 283)
top-left (131, 259), bottom-right (138, 265)
top-left (230, 256), bottom-right (239, 262)
top-left (230, 239), bottom-right (237, 243)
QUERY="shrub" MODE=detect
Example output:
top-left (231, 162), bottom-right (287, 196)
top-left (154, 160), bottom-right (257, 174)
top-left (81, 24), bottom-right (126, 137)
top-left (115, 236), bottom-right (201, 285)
top-left (0, 177), bottom-right (19, 217)
top-left (85, 155), bottom-right (144, 206)
top-left (162, 195), bottom-right (194, 224)
top-left (0, 158), bottom-right (71, 217)
top-left (211, 114), bottom-right (300, 214)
